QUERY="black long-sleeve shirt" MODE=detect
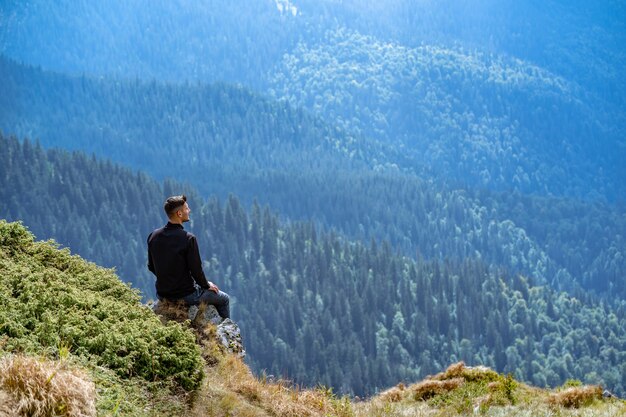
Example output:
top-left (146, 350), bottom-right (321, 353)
top-left (147, 222), bottom-right (210, 299)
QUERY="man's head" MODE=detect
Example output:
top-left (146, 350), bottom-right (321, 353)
top-left (164, 195), bottom-right (190, 224)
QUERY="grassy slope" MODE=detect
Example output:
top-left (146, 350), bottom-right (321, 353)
top-left (0, 219), bottom-right (624, 416)
top-left (0, 220), bottom-right (200, 415)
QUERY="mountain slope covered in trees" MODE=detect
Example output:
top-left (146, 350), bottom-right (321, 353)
top-left (1, 135), bottom-right (625, 397)
top-left (1, 0), bottom-right (623, 201)
top-left (1, 58), bottom-right (624, 303)
top-left (200, 195), bottom-right (626, 396)
top-left (269, 28), bottom-right (624, 199)
top-left (2, 0), bottom-right (623, 102)
top-left (0, 56), bottom-right (394, 188)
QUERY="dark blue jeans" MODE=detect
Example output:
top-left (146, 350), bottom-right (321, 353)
top-left (180, 287), bottom-right (230, 319)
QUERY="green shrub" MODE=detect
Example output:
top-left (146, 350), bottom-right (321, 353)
top-left (0, 220), bottom-right (203, 391)
top-left (562, 379), bottom-right (583, 388)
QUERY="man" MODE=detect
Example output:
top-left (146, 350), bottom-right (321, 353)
top-left (147, 194), bottom-right (230, 319)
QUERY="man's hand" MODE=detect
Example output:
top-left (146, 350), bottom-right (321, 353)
top-left (208, 281), bottom-right (220, 293)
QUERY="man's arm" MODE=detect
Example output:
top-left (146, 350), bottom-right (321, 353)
top-left (187, 235), bottom-right (211, 289)
top-left (147, 234), bottom-right (155, 275)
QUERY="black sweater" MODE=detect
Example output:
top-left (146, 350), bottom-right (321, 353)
top-left (147, 222), bottom-right (210, 299)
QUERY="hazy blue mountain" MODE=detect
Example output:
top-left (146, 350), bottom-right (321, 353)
top-left (2, 0), bottom-right (623, 201)
top-left (269, 28), bottom-right (624, 199)
top-left (2, 0), bottom-right (624, 100)
top-left (2, 56), bottom-right (625, 302)
top-left (0, 55), bottom-right (400, 189)
top-left (0, 0), bottom-right (300, 87)
top-left (295, 0), bottom-right (626, 107)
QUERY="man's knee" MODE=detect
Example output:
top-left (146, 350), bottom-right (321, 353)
top-left (199, 289), bottom-right (229, 305)
top-left (217, 290), bottom-right (230, 306)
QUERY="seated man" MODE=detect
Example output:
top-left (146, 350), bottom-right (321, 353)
top-left (147, 194), bottom-right (230, 319)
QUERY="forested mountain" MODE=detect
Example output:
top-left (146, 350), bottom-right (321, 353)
top-left (1, 60), bottom-right (624, 303)
top-left (269, 28), bottom-right (624, 199)
top-left (2, 0), bottom-right (623, 102)
top-left (2, 53), bottom-right (625, 303)
top-left (1, 135), bottom-right (625, 398)
top-left (243, 170), bottom-right (626, 301)
top-left (1, 0), bottom-right (623, 201)
top-left (293, 0), bottom-right (626, 107)
top-left (205, 197), bottom-right (626, 397)
top-left (0, 0), bottom-right (300, 88)
top-left (0, 56), bottom-right (393, 186)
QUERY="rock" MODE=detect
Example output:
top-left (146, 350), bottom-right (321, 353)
top-left (187, 304), bottom-right (200, 321)
top-left (150, 300), bottom-right (245, 358)
top-left (217, 318), bottom-right (246, 358)
top-left (195, 304), bottom-right (223, 326)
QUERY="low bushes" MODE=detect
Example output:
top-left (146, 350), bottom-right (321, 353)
top-left (0, 220), bottom-right (204, 391)
top-left (547, 385), bottom-right (603, 408)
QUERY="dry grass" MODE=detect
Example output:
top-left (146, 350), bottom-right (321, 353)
top-left (190, 353), bottom-right (354, 417)
top-left (3, 349), bottom-right (622, 417)
top-left (547, 385), bottom-right (603, 408)
top-left (0, 388), bottom-right (19, 417)
top-left (356, 362), bottom-right (626, 416)
top-left (413, 378), bottom-right (465, 401)
top-left (429, 361), bottom-right (498, 383)
top-left (430, 361), bottom-right (466, 380)
top-left (202, 358), bottom-right (626, 417)
top-left (379, 383), bottom-right (406, 403)
top-left (0, 355), bottom-right (96, 417)
top-left (372, 362), bottom-right (498, 406)
top-left (151, 299), bottom-right (192, 324)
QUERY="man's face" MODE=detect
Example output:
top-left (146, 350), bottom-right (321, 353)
top-left (176, 202), bottom-right (191, 222)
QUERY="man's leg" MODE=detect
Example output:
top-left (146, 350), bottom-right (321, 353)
top-left (181, 288), bottom-right (230, 319)
top-left (198, 289), bottom-right (230, 319)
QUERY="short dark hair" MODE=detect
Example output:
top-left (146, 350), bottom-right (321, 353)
top-left (164, 195), bottom-right (187, 217)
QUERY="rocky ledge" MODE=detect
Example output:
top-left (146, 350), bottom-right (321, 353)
top-left (150, 300), bottom-right (246, 358)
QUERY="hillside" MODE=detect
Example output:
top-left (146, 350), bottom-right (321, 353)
top-left (2, 131), bottom-right (625, 305)
top-left (1, 1), bottom-right (624, 410)
top-left (0, 220), bottom-right (203, 414)
top-left (269, 28), bottom-right (624, 199)
top-left (0, 0), bottom-right (301, 88)
top-left (0, 55), bottom-right (395, 186)
top-left (191, 197), bottom-right (626, 397)
top-left (0, 219), bottom-right (359, 416)
top-left (2, 0), bottom-right (624, 101)
top-left (1, 220), bottom-right (625, 416)
top-left (1, 0), bottom-right (624, 201)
